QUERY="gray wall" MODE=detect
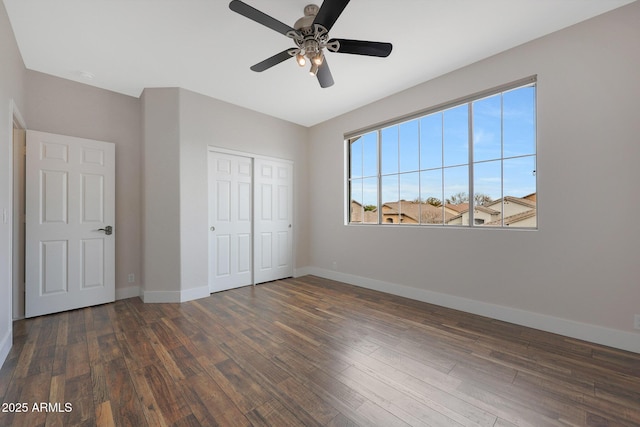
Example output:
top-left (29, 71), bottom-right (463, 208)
top-left (0, 0), bottom-right (25, 366)
top-left (141, 88), bottom-right (182, 296)
top-left (306, 1), bottom-right (640, 351)
top-left (178, 89), bottom-right (310, 294)
top-left (141, 88), bottom-right (309, 300)
top-left (25, 71), bottom-right (143, 303)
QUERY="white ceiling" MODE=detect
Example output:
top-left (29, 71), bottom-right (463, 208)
top-left (3, 0), bottom-right (635, 127)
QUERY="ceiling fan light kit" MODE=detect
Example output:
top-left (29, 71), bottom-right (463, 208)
top-left (229, 0), bottom-right (392, 88)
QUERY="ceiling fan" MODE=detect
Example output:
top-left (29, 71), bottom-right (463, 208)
top-left (229, 0), bottom-right (393, 88)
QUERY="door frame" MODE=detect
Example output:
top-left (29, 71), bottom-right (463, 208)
top-left (207, 146), bottom-right (295, 287)
top-left (11, 100), bottom-right (26, 320)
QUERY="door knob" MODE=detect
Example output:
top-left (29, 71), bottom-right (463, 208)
top-left (98, 225), bottom-right (113, 235)
top-left (210, 226), bottom-right (215, 231)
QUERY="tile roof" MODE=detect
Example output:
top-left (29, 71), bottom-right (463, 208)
top-left (353, 194), bottom-right (537, 226)
top-left (485, 209), bottom-right (537, 226)
top-left (444, 203), bottom-right (469, 213)
top-left (383, 201), bottom-right (455, 224)
top-left (486, 196), bottom-right (536, 210)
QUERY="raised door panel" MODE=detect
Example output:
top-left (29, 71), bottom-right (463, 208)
top-left (40, 240), bottom-right (68, 295)
top-left (81, 174), bottom-right (104, 223)
top-left (81, 239), bottom-right (104, 289)
top-left (41, 171), bottom-right (68, 224)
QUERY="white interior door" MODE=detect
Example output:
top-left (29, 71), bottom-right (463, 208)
top-left (254, 158), bottom-right (293, 284)
top-left (208, 151), bottom-right (253, 292)
top-left (25, 131), bottom-right (115, 318)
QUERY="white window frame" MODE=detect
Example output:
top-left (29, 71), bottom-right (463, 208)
top-left (346, 76), bottom-right (537, 229)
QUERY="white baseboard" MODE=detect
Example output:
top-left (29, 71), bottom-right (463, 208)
top-left (116, 285), bottom-right (140, 300)
top-left (302, 267), bottom-right (640, 354)
top-left (0, 329), bottom-right (11, 370)
top-left (181, 285), bottom-right (211, 302)
top-left (142, 285), bottom-right (210, 303)
top-left (294, 267), bottom-right (314, 278)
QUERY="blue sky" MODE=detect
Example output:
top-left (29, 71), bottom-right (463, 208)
top-left (350, 84), bottom-right (536, 208)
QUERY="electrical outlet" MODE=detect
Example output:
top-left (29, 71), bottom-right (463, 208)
top-left (634, 314), bottom-right (640, 330)
top-left (128, 273), bottom-right (135, 283)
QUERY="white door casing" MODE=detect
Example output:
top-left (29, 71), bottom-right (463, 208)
top-left (25, 131), bottom-right (115, 317)
top-left (208, 151), bottom-right (253, 292)
top-left (254, 158), bottom-right (293, 284)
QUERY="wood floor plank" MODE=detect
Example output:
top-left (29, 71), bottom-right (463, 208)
top-left (350, 348), bottom-right (497, 426)
top-left (102, 358), bottom-right (148, 427)
top-left (63, 372), bottom-right (96, 426)
top-left (94, 400), bottom-right (116, 427)
top-left (2, 275), bottom-right (639, 426)
top-left (337, 364), bottom-right (465, 426)
top-left (141, 326), bottom-right (186, 382)
top-left (276, 376), bottom-right (339, 425)
top-left (211, 357), bottom-right (272, 414)
top-left (13, 372), bottom-right (50, 427)
top-left (325, 412), bottom-right (361, 427)
top-left (246, 398), bottom-right (308, 427)
top-left (178, 372), bottom-right (251, 427)
top-left (126, 365), bottom-right (169, 427)
top-left (140, 363), bottom-right (191, 425)
top-left (44, 374), bottom-right (66, 427)
top-left (66, 309), bottom-right (87, 346)
top-left (64, 341), bottom-right (90, 380)
top-left (13, 317), bottom-right (41, 379)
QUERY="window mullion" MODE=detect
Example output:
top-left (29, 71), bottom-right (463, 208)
top-left (501, 93), bottom-right (505, 227)
top-left (468, 102), bottom-right (474, 227)
top-left (377, 129), bottom-right (382, 224)
top-left (396, 126), bottom-right (401, 222)
top-left (418, 119), bottom-right (422, 224)
top-left (441, 113), bottom-right (445, 225)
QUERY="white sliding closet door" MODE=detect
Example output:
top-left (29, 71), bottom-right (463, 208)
top-left (208, 152), bottom-right (253, 292)
top-left (208, 150), bottom-right (293, 291)
top-left (254, 158), bottom-right (293, 284)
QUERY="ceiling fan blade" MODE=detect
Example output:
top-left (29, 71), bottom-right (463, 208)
top-left (229, 0), bottom-right (295, 36)
top-left (250, 49), bottom-right (293, 72)
top-left (330, 39), bottom-right (393, 57)
top-left (313, 0), bottom-right (350, 32)
top-left (317, 59), bottom-right (334, 88)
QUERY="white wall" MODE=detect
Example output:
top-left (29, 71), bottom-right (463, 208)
top-left (0, 0), bottom-right (25, 367)
top-left (141, 88), bottom-right (309, 301)
top-left (307, 2), bottom-right (640, 352)
top-left (24, 71), bottom-right (143, 303)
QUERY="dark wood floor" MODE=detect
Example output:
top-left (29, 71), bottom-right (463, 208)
top-left (1, 276), bottom-right (639, 426)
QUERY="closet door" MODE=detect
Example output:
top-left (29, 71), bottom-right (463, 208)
top-left (254, 158), bottom-right (293, 284)
top-left (208, 152), bottom-right (253, 292)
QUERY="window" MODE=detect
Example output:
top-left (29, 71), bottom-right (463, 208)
top-left (348, 79), bottom-right (537, 228)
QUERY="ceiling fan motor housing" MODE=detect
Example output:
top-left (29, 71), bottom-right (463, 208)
top-left (295, 4), bottom-right (320, 30)
top-left (288, 4), bottom-right (338, 63)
